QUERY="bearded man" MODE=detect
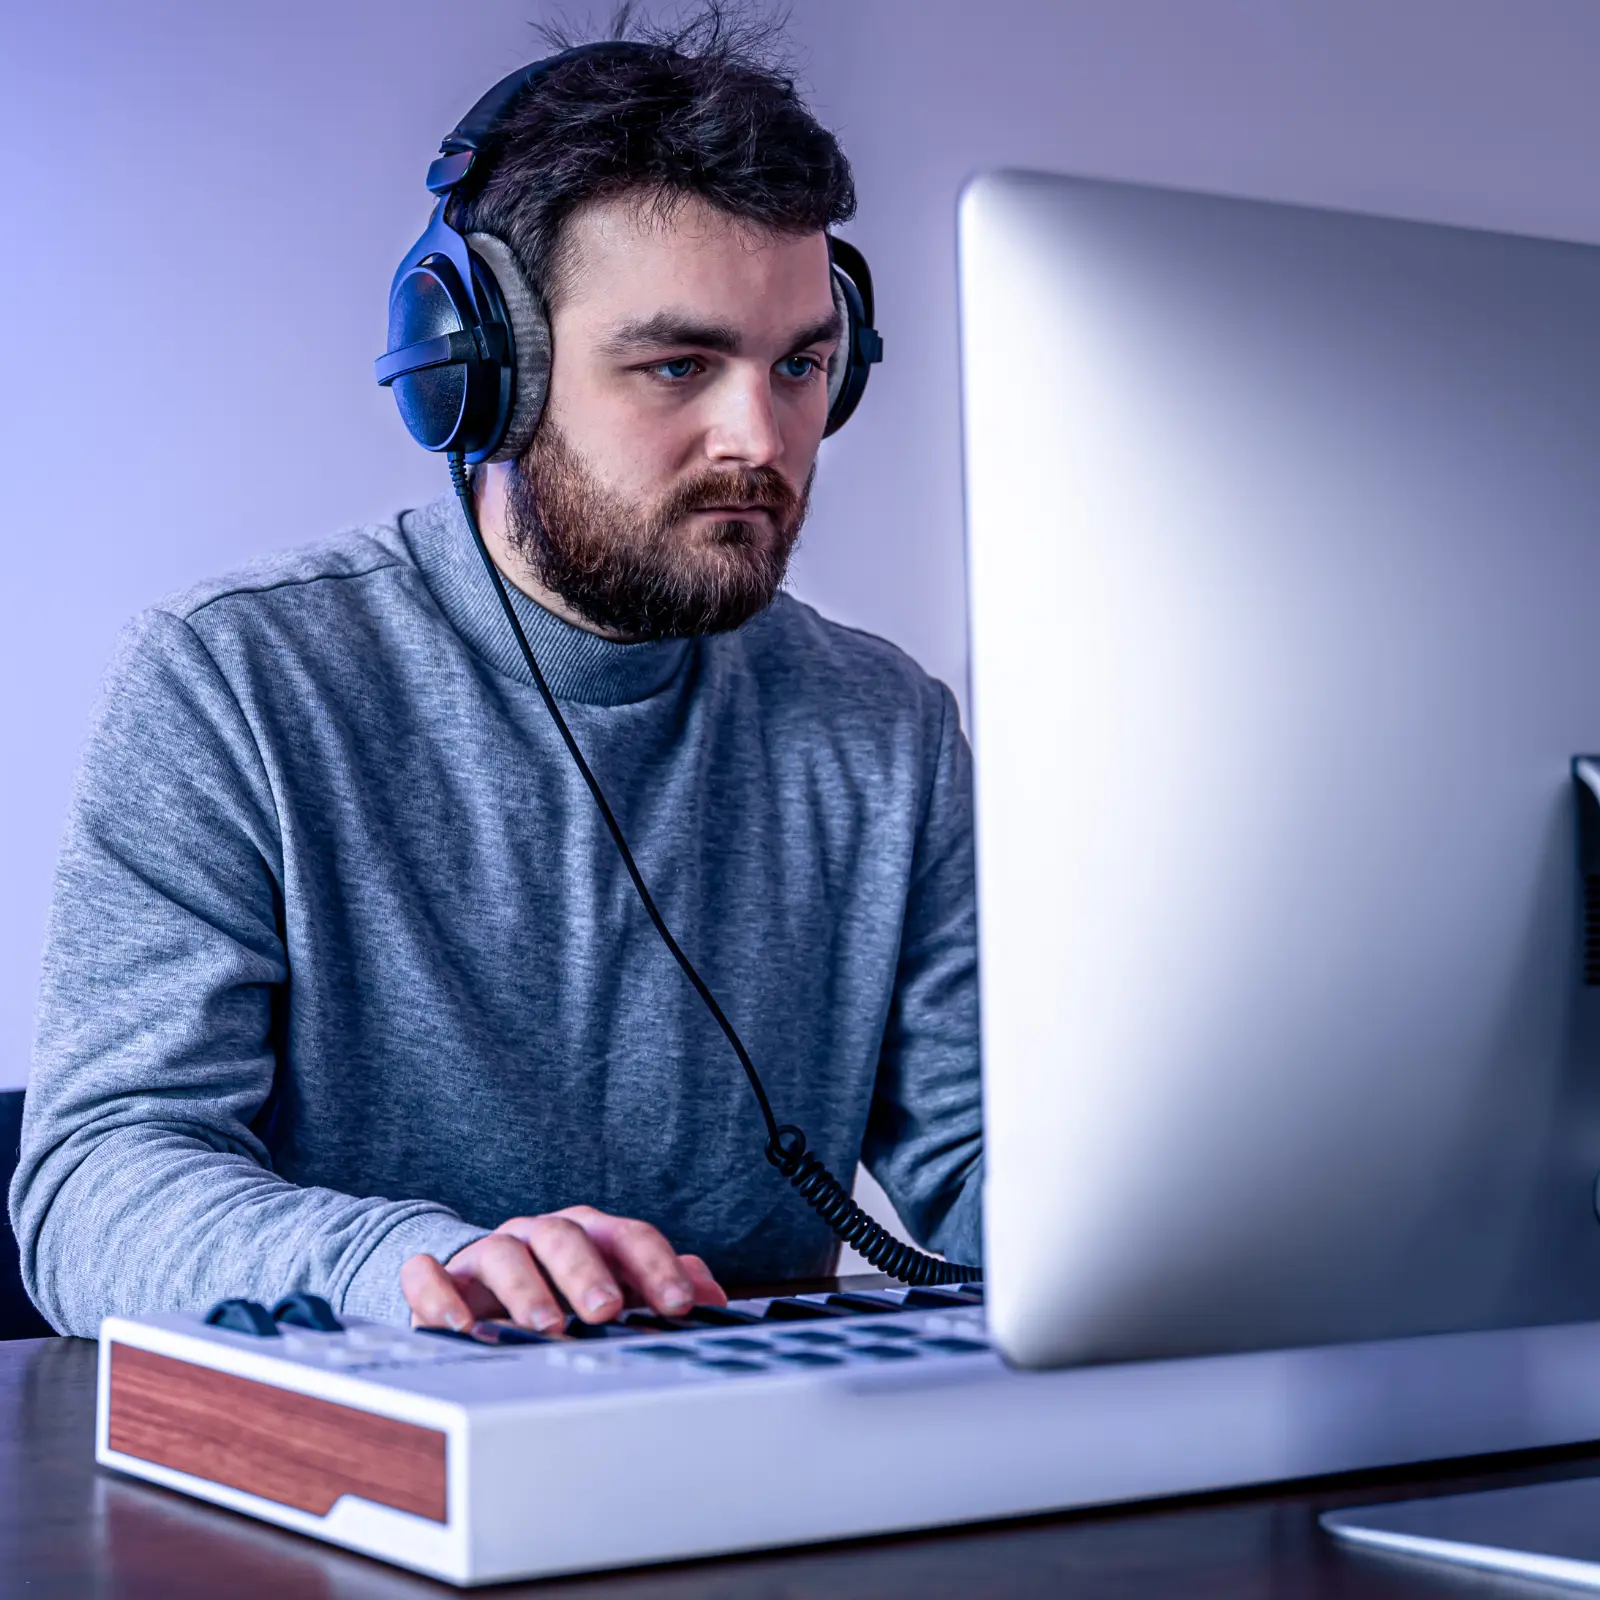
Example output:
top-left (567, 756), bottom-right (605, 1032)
top-left (11, 14), bottom-right (982, 1337)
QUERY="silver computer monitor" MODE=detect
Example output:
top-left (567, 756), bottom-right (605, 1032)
top-left (962, 169), bottom-right (1600, 1371)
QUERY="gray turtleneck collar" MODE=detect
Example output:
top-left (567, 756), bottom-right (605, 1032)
top-left (401, 491), bottom-right (694, 707)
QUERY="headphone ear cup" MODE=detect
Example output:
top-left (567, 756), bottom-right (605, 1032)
top-left (385, 256), bottom-right (483, 454)
top-left (467, 232), bottom-right (551, 462)
top-left (824, 264), bottom-right (877, 437)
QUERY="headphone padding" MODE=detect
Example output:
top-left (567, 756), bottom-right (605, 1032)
top-left (467, 231), bottom-right (551, 461)
top-left (827, 269), bottom-right (851, 414)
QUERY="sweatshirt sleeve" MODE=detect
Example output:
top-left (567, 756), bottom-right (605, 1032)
top-left (9, 610), bottom-right (486, 1336)
top-left (860, 681), bottom-right (984, 1266)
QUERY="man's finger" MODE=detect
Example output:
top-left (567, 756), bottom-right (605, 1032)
top-left (563, 1210), bottom-right (696, 1316)
top-left (676, 1252), bottom-right (728, 1308)
top-left (463, 1234), bottom-right (566, 1333)
top-left (401, 1253), bottom-right (474, 1331)
top-left (508, 1215), bottom-right (624, 1323)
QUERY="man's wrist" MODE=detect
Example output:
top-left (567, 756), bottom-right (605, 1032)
top-left (341, 1210), bottom-right (490, 1325)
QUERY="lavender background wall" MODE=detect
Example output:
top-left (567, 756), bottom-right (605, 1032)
top-left (2, 0), bottom-right (1598, 1112)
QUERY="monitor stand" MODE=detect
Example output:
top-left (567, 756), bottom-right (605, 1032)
top-left (1322, 1478), bottom-right (1600, 1589)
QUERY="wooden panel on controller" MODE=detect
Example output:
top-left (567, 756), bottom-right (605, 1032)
top-left (106, 1344), bottom-right (448, 1523)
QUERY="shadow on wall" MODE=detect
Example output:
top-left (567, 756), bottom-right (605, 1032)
top-left (0, 1093), bottom-right (54, 1340)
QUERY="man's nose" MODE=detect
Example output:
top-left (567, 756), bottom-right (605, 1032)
top-left (704, 367), bottom-right (783, 468)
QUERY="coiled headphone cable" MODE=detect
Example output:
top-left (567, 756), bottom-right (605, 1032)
top-left (450, 455), bottom-right (980, 1287)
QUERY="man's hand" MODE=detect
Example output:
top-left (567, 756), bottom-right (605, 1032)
top-left (400, 1206), bottom-right (728, 1333)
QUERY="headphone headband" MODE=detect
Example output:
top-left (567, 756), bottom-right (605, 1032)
top-left (427, 42), bottom-right (658, 196)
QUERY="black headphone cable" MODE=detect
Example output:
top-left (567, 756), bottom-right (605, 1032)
top-left (449, 454), bottom-right (980, 1287)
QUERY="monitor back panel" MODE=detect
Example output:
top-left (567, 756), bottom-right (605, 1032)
top-left (960, 170), bottom-right (1600, 1367)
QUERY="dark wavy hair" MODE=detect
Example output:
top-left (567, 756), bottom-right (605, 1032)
top-left (448, 4), bottom-right (856, 307)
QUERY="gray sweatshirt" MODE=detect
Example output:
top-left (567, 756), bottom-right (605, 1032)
top-left (11, 493), bottom-right (982, 1336)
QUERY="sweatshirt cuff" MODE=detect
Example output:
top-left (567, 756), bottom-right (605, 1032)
top-left (338, 1209), bottom-right (489, 1326)
top-left (929, 1174), bottom-right (984, 1268)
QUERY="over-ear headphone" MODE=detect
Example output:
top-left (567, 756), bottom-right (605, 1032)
top-left (376, 42), bottom-right (883, 463)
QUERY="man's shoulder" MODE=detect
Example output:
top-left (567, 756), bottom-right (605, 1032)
top-left (738, 593), bottom-right (958, 731)
top-left (151, 519), bottom-right (413, 629)
top-left (736, 595), bottom-right (960, 761)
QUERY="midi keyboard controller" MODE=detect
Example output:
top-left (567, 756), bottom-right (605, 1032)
top-left (97, 1280), bottom-right (1288, 1586)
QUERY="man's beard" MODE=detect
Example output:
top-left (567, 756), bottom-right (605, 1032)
top-left (502, 422), bottom-right (811, 641)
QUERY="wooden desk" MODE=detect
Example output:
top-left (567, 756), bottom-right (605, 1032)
top-left (7, 1333), bottom-right (1600, 1597)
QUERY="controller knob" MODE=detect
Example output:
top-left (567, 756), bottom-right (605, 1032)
top-left (203, 1298), bottom-right (279, 1337)
top-left (271, 1293), bottom-right (343, 1332)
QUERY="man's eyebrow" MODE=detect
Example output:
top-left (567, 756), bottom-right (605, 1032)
top-left (788, 309), bottom-right (845, 351)
top-left (598, 308), bottom-right (846, 358)
top-left (599, 315), bottom-right (741, 356)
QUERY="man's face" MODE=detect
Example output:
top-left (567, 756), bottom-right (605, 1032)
top-left (502, 190), bottom-right (842, 640)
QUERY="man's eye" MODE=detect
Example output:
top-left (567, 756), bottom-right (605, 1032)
top-left (778, 355), bottom-right (822, 380)
top-left (653, 357), bottom-right (698, 380)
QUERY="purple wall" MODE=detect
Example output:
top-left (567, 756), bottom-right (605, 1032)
top-left (3, 0), bottom-right (1600, 1086)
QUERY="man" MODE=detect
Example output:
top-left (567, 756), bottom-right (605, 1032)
top-left (11, 14), bottom-right (981, 1337)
